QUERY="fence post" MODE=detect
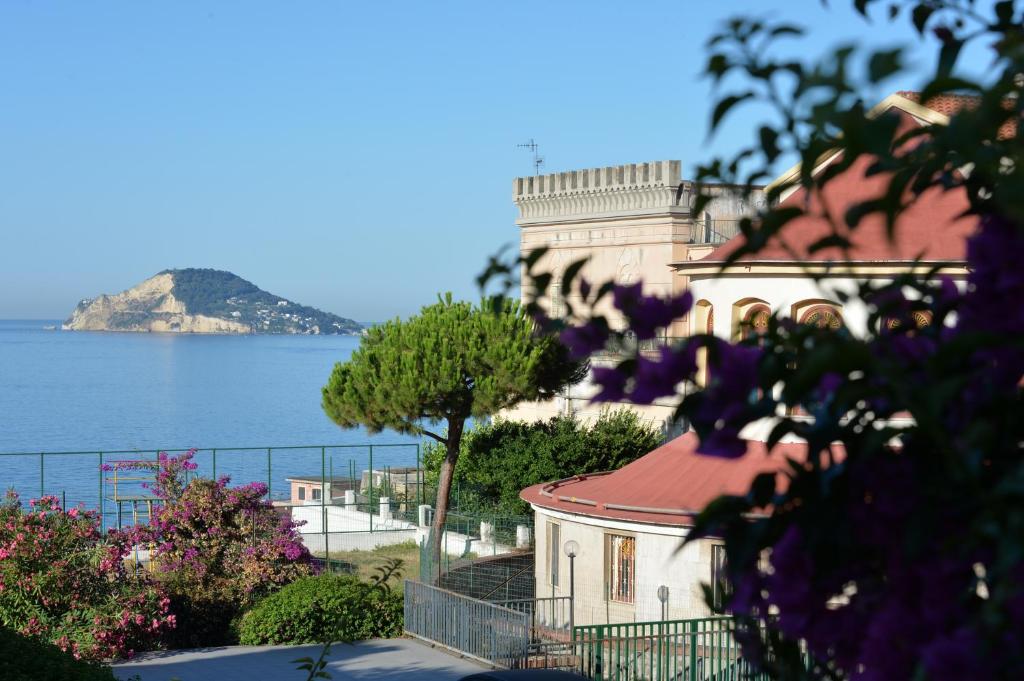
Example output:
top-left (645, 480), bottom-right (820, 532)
top-left (39, 452), bottom-right (44, 497)
top-left (595, 624), bottom-right (605, 681)
top-left (98, 451), bottom-right (104, 529)
top-left (212, 448), bottom-right (217, 480)
top-left (688, 619), bottom-right (698, 681)
top-left (417, 443), bottom-right (423, 507)
top-left (266, 447), bottom-right (272, 499)
top-left (321, 447), bottom-right (327, 560)
top-left (368, 445), bottom-right (374, 533)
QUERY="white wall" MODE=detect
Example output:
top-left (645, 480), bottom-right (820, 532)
top-left (533, 506), bottom-right (718, 626)
top-left (687, 272), bottom-right (968, 340)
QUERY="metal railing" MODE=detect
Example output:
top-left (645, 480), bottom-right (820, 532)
top-left (0, 444), bottom-right (426, 556)
top-left (573, 616), bottom-right (768, 681)
top-left (693, 219), bottom-right (743, 245)
top-left (493, 596), bottom-right (573, 641)
top-left (404, 580), bottom-right (531, 669)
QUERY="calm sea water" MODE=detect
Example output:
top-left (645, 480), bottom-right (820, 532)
top-left (0, 320), bottom-right (420, 510)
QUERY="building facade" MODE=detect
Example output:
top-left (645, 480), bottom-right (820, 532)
top-left (505, 160), bottom-right (764, 429)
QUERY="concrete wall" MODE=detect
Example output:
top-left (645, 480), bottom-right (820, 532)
top-left (292, 502), bottom-right (523, 558)
top-left (532, 505), bottom-right (718, 626)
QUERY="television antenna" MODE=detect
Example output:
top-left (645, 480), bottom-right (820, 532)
top-left (517, 139), bottom-right (544, 175)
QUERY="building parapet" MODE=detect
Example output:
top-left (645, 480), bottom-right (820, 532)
top-left (513, 160), bottom-right (685, 222)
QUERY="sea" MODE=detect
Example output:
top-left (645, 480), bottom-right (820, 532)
top-left (0, 320), bottom-right (421, 512)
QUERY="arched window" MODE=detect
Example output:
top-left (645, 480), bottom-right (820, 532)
top-left (799, 305), bottom-right (844, 329)
top-left (740, 304), bottom-right (771, 340)
top-left (731, 298), bottom-right (771, 342)
top-left (694, 300), bottom-right (714, 387)
top-left (884, 311), bottom-right (933, 333)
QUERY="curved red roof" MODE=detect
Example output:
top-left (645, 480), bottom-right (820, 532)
top-left (519, 432), bottom-right (811, 527)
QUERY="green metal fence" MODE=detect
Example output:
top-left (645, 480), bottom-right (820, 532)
top-left (418, 510), bottom-right (535, 597)
top-left (573, 616), bottom-right (769, 681)
top-left (0, 443), bottom-right (424, 534)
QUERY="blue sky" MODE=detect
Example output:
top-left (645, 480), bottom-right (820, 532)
top-left (0, 1), bottom-right (995, 321)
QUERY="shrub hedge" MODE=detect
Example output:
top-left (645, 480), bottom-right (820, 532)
top-left (237, 574), bottom-right (403, 645)
top-left (0, 626), bottom-right (117, 681)
top-left (424, 409), bottom-right (664, 515)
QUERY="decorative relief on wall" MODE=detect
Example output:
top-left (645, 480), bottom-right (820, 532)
top-left (616, 248), bottom-right (641, 284)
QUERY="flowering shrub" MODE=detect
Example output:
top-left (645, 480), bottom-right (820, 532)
top-left (483, 3), bottom-right (1024, 678)
top-left (0, 492), bottom-right (173, 661)
top-left (130, 450), bottom-right (315, 647)
top-left (0, 626), bottom-right (118, 681)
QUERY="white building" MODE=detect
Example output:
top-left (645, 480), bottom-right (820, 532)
top-left (518, 91), bottom-right (981, 627)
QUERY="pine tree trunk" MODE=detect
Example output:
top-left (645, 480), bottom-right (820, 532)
top-left (431, 418), bottom-right (463, 584)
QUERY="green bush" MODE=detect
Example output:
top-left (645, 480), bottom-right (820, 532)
top-left (237, 574), bottom-right (403, 645)
top-left (424, 409), bottom-right (663, 515)
top-left (0, 626), bottom-right (117, 681)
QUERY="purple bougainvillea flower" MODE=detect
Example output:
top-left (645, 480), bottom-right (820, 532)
top-left (591, 365), bottom-right (627, 402)
top-left (612, 283), bottom-right (693, 340)
top-left (630, 345), bottom-right (698, 404)
top-left (920, 627), bottom-right (989, 681)
top-left (559, 319), bottom-right (610, 360)
top-left (690, 342), bottom-right (762, 458)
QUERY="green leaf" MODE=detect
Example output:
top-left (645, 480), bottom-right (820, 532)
top-left (995, 1), bottom-right (1015, 26)
top-left (749, 472), bottom-right (777, 507)
top-left (769, 25), bottom-right (804, 38)
top-left (867, 48), bottom-right (902, 83)
top-left (706, 53), bottom-right (730, 81)
top-left (561, 258), bottom-right (589, 297)
top-left (710, 92), bottom-right (754, 134)
top-left (759, 126), bottom-right (781, 162)
top-left (911, 5), bottom-right (934, 34)
top-left (937, 36), bottom-right (964, 79)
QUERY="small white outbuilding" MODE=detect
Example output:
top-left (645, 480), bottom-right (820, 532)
top-left (520, 433), bottom-right (808, 626)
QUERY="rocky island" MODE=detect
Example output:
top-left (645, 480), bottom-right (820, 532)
top-left (63, 269), bottom-right (362, 335)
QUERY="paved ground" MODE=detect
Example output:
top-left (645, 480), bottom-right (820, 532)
top-left (113, 638), bottom-right (488, 681)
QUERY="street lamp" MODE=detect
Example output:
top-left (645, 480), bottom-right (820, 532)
top-left (564, 540), bottom-right (579, 631)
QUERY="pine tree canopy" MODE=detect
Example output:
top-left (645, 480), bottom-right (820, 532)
top-left (321, 293), bottom-right (583, 441)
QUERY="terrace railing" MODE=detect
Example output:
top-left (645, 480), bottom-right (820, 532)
top-left (404, 580), bottom-right (531, 669)
top-left (573, 616), bottom-right (770, 681)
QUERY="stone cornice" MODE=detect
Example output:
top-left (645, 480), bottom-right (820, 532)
top-left (673, 261), bottom-right (969, 277)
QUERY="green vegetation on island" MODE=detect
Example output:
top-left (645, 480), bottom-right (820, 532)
top-left (165, 268), bottom-right (362, 335)
top-left (63, 267), bottom-right (362, 335)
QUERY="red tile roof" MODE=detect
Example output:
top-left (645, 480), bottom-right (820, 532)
top-left (519, 432), bottom-right (816, 527)
top-left (701, 93), bottom-right (983, 265)
top-left (896, 90), bottom-right (1017, 138)
top-left (703, 150), bottom-right (977, 263)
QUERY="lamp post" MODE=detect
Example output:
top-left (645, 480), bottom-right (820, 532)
top-left (564, 539), bottom-right (579, 632)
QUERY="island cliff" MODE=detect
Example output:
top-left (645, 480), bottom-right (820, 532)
top-left (63, 269), bottom-right (361, 335)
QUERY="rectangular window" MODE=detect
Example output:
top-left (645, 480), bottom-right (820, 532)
top-left (312, 487), bottom-right (322, 501)
top-left (548, 522), bottom-right (560, 587)
top-left (711, 544), bottom-right (728, 610)
top-left (298, 487), bottom-right (306, 501)
top-left (607, 534), bottom-right (635, 603)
